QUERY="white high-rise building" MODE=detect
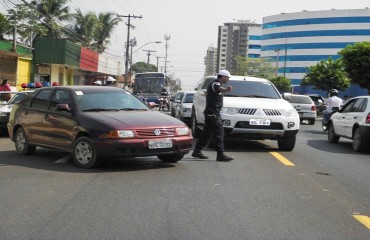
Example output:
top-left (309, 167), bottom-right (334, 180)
top-left (204, 46), bottom-right (217, 77)
top-left (261, 8), bottom-right (370, 95)
top-left (216, 20), bottom-right (262, 72)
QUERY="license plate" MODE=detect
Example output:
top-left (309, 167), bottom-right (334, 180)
top-left (148, 139), bottom-right (172, 149)
top-left (250, 119), bottom-right (271, 125)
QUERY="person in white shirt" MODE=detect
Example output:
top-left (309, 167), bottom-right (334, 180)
top-left (322, 89), bottom-right (343, 126)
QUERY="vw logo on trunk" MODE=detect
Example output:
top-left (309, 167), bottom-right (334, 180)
top-left (154, 129), bottom-right (161, 136)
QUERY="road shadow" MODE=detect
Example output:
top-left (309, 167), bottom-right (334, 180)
top-left (0, 148), bottom-right (176, 173)
top-left (306, 139), bottom-right (370, 155)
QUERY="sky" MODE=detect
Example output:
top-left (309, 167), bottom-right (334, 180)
top-left (1, 0), bottom-right (370, 90)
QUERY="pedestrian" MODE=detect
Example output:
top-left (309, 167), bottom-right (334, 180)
top-left (0, 79), bottom-right (12, 102)
top-left (191, 70), bottom-right (234, 162)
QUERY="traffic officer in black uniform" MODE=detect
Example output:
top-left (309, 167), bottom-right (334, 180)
top-left (192, 70), bottom-right (234, 161)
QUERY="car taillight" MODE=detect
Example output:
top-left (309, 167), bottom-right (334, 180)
top-left (311, 105), bottom-right (316, 112)
top-left (366, 113), bottom-right (370, 124)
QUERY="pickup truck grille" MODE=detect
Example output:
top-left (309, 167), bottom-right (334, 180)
top-left (263, 109), bottom-right (282, 116)
top-left (238, 108), bottom-right (257, 115)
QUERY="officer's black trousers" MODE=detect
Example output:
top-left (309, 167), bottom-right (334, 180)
top-left (194, 112), bottom-right (224, 153)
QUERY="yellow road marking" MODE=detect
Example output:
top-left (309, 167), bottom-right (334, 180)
top-left (353, 215), bottom-right (370, 230)
top-left (270, 152), bottom-right (295, 166)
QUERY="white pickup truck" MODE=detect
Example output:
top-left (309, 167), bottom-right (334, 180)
top-left (191, 75), bottom-right (300, 151)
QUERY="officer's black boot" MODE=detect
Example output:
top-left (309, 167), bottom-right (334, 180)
top-left (192, 149), bottom-right (209, 159)
top-left (216, 152), bottom-right (234, 162)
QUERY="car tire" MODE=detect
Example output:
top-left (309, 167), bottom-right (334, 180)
top-left (328, 123), bottom-right (340, 143)
top-left (14, 127), bottom-right (36, 155)
top-left (72, 136), bottom-right (100, 168)
top-left (308, 119), bottom-right (315, 125)
top-left (157, 154), bottom-right (184, 163)
top-left (191, 110), bottom-right (201, 138)
top-left (352, 128), bottom-right (367, 152)
top-left (277, 135), bottom-right (296, 151)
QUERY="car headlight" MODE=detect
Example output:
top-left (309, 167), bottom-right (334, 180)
top-left (99, 130), bottom-right (135, 139)
top-left (176, 127), bottom-right (189, 136)
top-left (220, 107), bottom-right (238, 115)
top-left (285, 109), bottom-right (298, 117)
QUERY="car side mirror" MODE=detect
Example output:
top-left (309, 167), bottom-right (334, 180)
top-left (282, 93), bottom-right (292, 100)
top-left (56, 103), bottom-right (71, 112)
top-left (332, 106), bottom-right (339, 112)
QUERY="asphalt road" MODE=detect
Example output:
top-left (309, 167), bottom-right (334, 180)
top-left (0, 120), bottom-right (369, 240)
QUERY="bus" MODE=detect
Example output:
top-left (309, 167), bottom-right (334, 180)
top-left (134, 72), bottom-right (166, 104)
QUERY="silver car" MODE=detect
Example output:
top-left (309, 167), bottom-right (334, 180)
top-left (286, 94), bottom-right (317, 125)
top-left (173, 91), bottom-right (194, 125)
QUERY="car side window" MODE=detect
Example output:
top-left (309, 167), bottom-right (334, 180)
top-left (30, 89), bottom-right (52, 109)
top-left (352, 98), bottom-right (366, 112)
top-left (341, 99), bottom-right (356, 113)
top-left (49, 90), bottom-right (71, 111)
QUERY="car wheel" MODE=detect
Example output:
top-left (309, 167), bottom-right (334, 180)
top-left (277, 135), bottom-right (296, 151)
top-left (72, 136), bottom-right (100, 168)
top-left (191, 110), bottom-right (201, 138)
top-left (14, 127), bottom-right (36, 155)
top-left (328, 123), bottom-right (340, 143)
top-left (308, 119), bottom-right (315, 125)
top-left (157, 154), bottom-right (184, 163)
top-left (352, 128), bottom-right (367, 152)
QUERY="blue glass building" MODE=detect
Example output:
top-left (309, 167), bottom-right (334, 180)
top-left (261, 9), bottom-right (370, 96)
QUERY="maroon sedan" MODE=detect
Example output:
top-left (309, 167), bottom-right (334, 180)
top-left (7, 86), bottom-right (193, 168)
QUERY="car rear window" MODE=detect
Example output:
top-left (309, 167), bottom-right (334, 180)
top-left (288, 96), bottom-right (313, 104)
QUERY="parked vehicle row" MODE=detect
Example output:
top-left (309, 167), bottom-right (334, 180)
top-left (286, 94), bottom-right (317, 125)
top-left (170, 91), bottom-right (194, 125)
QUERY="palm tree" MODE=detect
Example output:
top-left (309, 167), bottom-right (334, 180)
top-left (30, 0), bottom-right (72, 38)
top-left (0, 13), bottom-right (11, 40)
top-left (92, 12), bottom-right (121, 53)
top-left (70, 9), bottom-right (98, 47)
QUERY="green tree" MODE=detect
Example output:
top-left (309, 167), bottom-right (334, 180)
top-left (92, 12), bottom-right (121, 53)
top-left (339, 41), bottom-right (370, 94)
top-left (233, 56), bottom-right (275, 79)
top-left (30, 0), bottom-right (72, 38)
top-left (302, 57), bottom-right (350, 93)
top-left (269, 76), bottom-right (292, 93)
top-left (7, 3), bottom-right (47, 47)
top-left (70, 9), bottom-right (98, 47)
top-left (131, 62), bottom-right (157, 73)
top-left (0, 13), bottom-right (10, 40)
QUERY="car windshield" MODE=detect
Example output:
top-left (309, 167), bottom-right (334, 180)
top-left (9, 92), bottom-right (32, 104)
top-left (76, 91), bottom-right (149, 111)
top-left (224, 80), bottom-right (280, 99)
top-left (183, 94), bottom-right (194, 103)
top-left (287, 96), bottom-right (313, 104)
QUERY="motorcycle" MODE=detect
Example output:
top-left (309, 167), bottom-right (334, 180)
top-left (321, 107), bottom-right (339, 131)
top-left (158, 96), bottom-right (170, 111)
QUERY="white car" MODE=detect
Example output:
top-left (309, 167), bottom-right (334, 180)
top-left (286, 94), bottom-right (317, 125)
top-left (0, 91), bottom-right (33, 130)
top-left (173, 91), bottom-right (194, 125)
top-left (192, 75), bottom-right (300, 151)
top-left (328, 96), bottom-right (370, 152)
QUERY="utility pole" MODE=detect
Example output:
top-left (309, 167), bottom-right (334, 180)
top-left (164, 34), bottom-right (171, 76)
top-left (156, 56), bottom-right (165, 71)
top-left (143, 50), bottom-right (156, 64)
top-left (117, 14), bottom-right (142, 84)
